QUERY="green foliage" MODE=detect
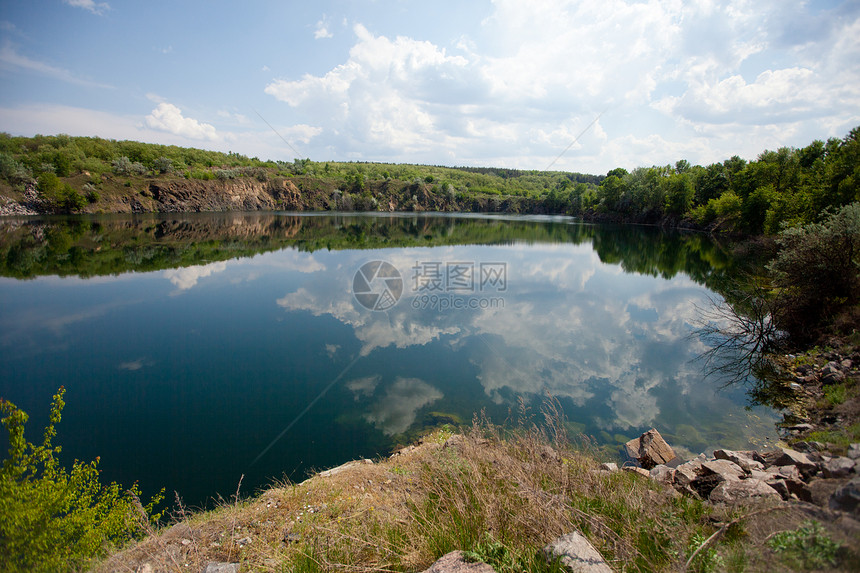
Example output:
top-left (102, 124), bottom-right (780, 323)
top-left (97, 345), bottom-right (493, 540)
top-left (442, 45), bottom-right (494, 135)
top-left (768, 202), bottom-right (860, 341)
top-left (767, 520), bottom-right (841, 570)
top-left (112, 156), bottom-right (146, 176)
top-left (0, 388), bottom-right (163, 573)
top-left (686, 532), bottom-right (724, 573)
top-left (153, 156), bottom-right (173, 174)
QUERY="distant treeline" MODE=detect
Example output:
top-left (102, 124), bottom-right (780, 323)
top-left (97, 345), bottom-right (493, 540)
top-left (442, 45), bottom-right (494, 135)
top-left (1, 128), bottom-right (857, 234)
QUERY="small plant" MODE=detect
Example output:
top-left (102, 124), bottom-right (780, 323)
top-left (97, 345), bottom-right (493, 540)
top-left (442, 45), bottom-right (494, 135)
top-left (0, 388), bottom-right (163, 573)
top-left (767, 520), bottom-right (841, 570)
top-left (686, 531), bottom-right (725, 573)
top-left (823, 383), bottom-right (847, 406)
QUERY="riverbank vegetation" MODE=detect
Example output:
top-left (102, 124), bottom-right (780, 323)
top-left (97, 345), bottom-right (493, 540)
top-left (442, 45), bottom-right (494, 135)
top-left (1, 128), bottom-right (857, 234)
top-left (5, 396), bottom-right (857, 573)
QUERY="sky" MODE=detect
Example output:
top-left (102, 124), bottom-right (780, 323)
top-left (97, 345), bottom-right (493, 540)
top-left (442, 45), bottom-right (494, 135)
top-left (1, 0), bottom-right (858, 174)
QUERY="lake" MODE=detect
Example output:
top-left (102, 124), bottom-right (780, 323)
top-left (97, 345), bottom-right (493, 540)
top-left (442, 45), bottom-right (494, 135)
top-left (0, 212), bottom-right (778, 507)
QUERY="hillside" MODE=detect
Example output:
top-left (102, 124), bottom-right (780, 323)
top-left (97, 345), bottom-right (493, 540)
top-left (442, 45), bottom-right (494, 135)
top-left (1, 128), bottom-right (857, 235)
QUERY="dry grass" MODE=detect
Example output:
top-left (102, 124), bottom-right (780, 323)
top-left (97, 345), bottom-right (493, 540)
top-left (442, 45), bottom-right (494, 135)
top-left (93, 407), bottom-right (859, 573)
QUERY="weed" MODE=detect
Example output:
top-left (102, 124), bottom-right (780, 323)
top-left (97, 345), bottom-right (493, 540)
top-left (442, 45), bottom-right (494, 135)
top-left (767, 520), bottom-right (841, 570)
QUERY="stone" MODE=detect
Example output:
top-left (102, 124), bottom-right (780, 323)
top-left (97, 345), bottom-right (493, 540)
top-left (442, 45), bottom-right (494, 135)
top-left (774, 448), bottom-right (818, 473)
top-left (650, 464), bottom-right (676, 485)
top-left (847, 443), bottom-right (860, 460)
top-left (701, 459), bottom-right (746, 481)
top-left (829, 478), bottom-right (860, 516)
top-left (768, 478), bottom-right (812, 502)
top-left (822, 457), bottom-right (856, 479)
top-left (599, 462), bottom-right (618, 472)
top-left (714, 449), bottom-right (764, 472)
top-left (809, 478), bottom-right (851, 507)
top-left (820, 363), bottom-right (846, 385)
top-left (137, 565), bottom-right (154, 573)
top-left (420, 551), bottom-right (497, 573)
top-left (544, 531), bottom-right (613, 573)
top-left (765, 464), bottom-right (803, 483)
top-left (624, 429), bottom-right (677, 469)
top-left (709, 479), bottom-right (781, 504)
top-left (623, 466), bottom-right (651, 478)
top-left (674, 459), bottom-right (704, 488)
top-left (784, 423), bottom-right (814, 434)
top-left (203, 564), bottom-right (240, 573)
top-left (318, 459), bottom-right (374, 478)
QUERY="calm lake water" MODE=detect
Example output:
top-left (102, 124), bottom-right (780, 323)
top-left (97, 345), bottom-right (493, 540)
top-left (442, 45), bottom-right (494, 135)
top-left (0, 212), bottom-right (778, 507)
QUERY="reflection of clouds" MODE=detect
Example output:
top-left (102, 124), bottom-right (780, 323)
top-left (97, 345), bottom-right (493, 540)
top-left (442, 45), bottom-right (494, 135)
top-left (274, 242), bottom-right (749, 433)
top-left (365, 377), bottom-right (443, 435)
top-left (277, 287), bottom-right (460, 356)
top-left (325, 344), bottom-right (340, 358)
top-left (346, 375), bottom-right (380, 400)
top-left (118, 358), bottom-right (153, 371)
top-left (164, 261), bottom-right (227, 290)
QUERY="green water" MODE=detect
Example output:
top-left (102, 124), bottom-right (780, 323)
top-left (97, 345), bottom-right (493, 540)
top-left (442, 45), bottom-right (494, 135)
top-left (0, 212), bottom-right (778, 507)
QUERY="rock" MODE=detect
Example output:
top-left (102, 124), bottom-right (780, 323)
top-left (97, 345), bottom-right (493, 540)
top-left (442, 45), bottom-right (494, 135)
top-left (829, 477), bottom-right (860, 516)
top-left (650, 464), bottom-right (676, 485)
top-left (774, 448), bottom-right (818, 473)
top-left (318, 459), bottom-right (374, 478)
top-left (544, 531), bottom-right (613, 573)
top-left (764, 464), bottom-right (803, 483)
top-left (714, 449), bottom-right (764, 472)
top-left (822, 457), bottom-right (856, 479)
top-left (709, 479), bottom-right (781, 504)
top-left (847, 443), bottom-right (860, 460)
top-left (701, 459), bottom-right (746, 481)
top-left (820, 362), bottom-right (846, 385)
top-left (624, 429), bottom-right (677, 469)
top-left (809, 477), bottom-right (851, 507)
top-left (768, 478), bottom-right (812, 502)
top-left (420, 551), bottom-right (496, 573)
top-left (784, 423), bottom-right (814, 434)
top-left (599, 462), bottom-right (618, 472)
top-left (674, 459), bottom-right (704, 488)
top-left (793, 441), bottom-right (825, 453)
top-left (137, 565), bottom-right (154, 573)
top-left (623, 466), bottom-right (651, 478)
top-left (203, 564), bottom-right (240, 573)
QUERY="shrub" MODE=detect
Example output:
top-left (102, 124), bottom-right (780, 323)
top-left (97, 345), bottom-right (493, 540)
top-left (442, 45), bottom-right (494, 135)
top-left (112, 157), bottom-right (146, 176)
top-left (0, 388), bottom-right (162, 573)
top-left (153, 157), bottom-right (173, 174)
top-left (215, 169), bottom-right (239, 181)
top-left (768, 202), bottom-right (860, 342)
top-left (767, 520), bottom-right (841, 570)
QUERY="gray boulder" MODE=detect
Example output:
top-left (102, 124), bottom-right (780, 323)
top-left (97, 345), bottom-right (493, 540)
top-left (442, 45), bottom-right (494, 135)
top-left (713, 449), bottom-right (764, 472)
top-left (544, 532), bottom-right (613, 573)
top-left (420, 551), bottom-right (496, 573)
top-left (203, 564), bottom-right (240, 573)
top-left (709, 479), bottom-right (781, 504)
top-left (701, 459), bottom-right (746, 481)
top-left (822, 457), bottom-right (856, 479)
top-left (829, 477), bottom-right (860, 516)
top-left (624, 429), bottom-right (677, 469)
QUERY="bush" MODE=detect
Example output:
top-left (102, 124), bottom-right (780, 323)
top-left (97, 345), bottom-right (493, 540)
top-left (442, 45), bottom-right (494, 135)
top-left (0, 388), bottom-right (162, 573)
top-left (153, 157), bottom-right (173, 174)
top-left (112, 157), bottom-right (146, 176)
top-left (768, 202), bottom-right (860, 342)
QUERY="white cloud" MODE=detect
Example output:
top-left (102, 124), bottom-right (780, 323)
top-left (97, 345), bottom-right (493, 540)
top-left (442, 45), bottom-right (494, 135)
top-left (0, 41), bottom-right (113, 88)
top-left (261, 1), bottom-right (859, 172)
top-left (63, 0), bottom-right (109, 15)
top-left (146, 102), bottom-right (219, 141)
top-left (314, 16), bottom-right (333, 39)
